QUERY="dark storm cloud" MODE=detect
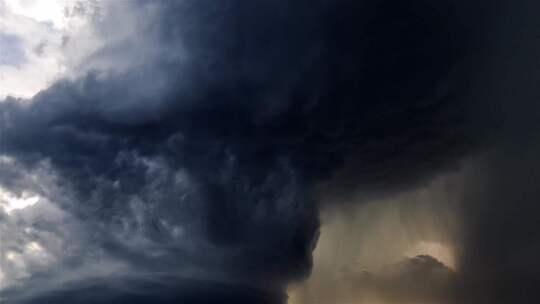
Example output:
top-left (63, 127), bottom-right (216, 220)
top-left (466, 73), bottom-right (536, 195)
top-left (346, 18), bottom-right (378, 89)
top-left (0, 0), bottom-right (508, 303)
top-left (457, 149), bottom-right (540, 303)
top-left (452, 1), bottom-right (540, 302)
top-left (4, 276), bottom-right (285, 304)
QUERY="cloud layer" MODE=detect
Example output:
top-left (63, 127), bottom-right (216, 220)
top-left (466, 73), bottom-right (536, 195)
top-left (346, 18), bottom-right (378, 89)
top-left (1, 0), bottom-right (539, 303)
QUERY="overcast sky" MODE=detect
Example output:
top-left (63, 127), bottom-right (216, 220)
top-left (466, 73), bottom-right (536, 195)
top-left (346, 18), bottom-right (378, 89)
top-left (1, 1), bottom-right (540, 303)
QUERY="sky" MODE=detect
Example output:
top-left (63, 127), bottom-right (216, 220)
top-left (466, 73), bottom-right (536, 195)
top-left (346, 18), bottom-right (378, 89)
top-left (1, 1), bottom-right (540, 303)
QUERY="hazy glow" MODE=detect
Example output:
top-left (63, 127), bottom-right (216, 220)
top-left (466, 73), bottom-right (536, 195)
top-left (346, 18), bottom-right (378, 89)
top-left (5, 251), bottom-right (17, 261)
top-left (288, 173), bottom-right (463, 304)
top-left (25, 241), bottom-right (44, 253)
top-left (0, 187), bottom-right (40, 214)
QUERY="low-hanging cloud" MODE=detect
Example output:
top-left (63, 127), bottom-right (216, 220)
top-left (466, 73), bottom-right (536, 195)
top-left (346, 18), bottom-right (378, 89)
top-left (2, 0), bottom-right (538, 303)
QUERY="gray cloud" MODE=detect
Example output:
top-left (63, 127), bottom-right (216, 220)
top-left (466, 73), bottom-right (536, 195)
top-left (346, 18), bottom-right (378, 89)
top-left (2, 0), bottom-right (539, 303)
top-left (0, 33), bottom-right (26, 66)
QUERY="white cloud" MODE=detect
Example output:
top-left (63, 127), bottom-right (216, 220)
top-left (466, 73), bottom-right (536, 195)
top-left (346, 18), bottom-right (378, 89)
top-left (0, 0), bottom-right (101, 99)
top-left (0, 186), bottom-right (40, 214)
top-left (2, 0), bottom-right (67, 29)
top-left (405, 241), bottom-right (456, 270)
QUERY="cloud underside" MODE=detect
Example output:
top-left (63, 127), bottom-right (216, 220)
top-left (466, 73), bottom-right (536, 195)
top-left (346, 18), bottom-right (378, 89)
top-left (1, 0), bottom-right (540, 303)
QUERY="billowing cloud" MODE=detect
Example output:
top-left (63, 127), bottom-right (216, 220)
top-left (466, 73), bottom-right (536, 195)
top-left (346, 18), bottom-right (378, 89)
top-left (332, 255), bottom-right (457, 304)
top-left (1, 0), bottom-right (539, 303)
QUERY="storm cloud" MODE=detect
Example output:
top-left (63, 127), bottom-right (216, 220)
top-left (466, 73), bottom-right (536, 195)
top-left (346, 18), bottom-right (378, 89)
top-left (1, 0), bottom-right (538, 303)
